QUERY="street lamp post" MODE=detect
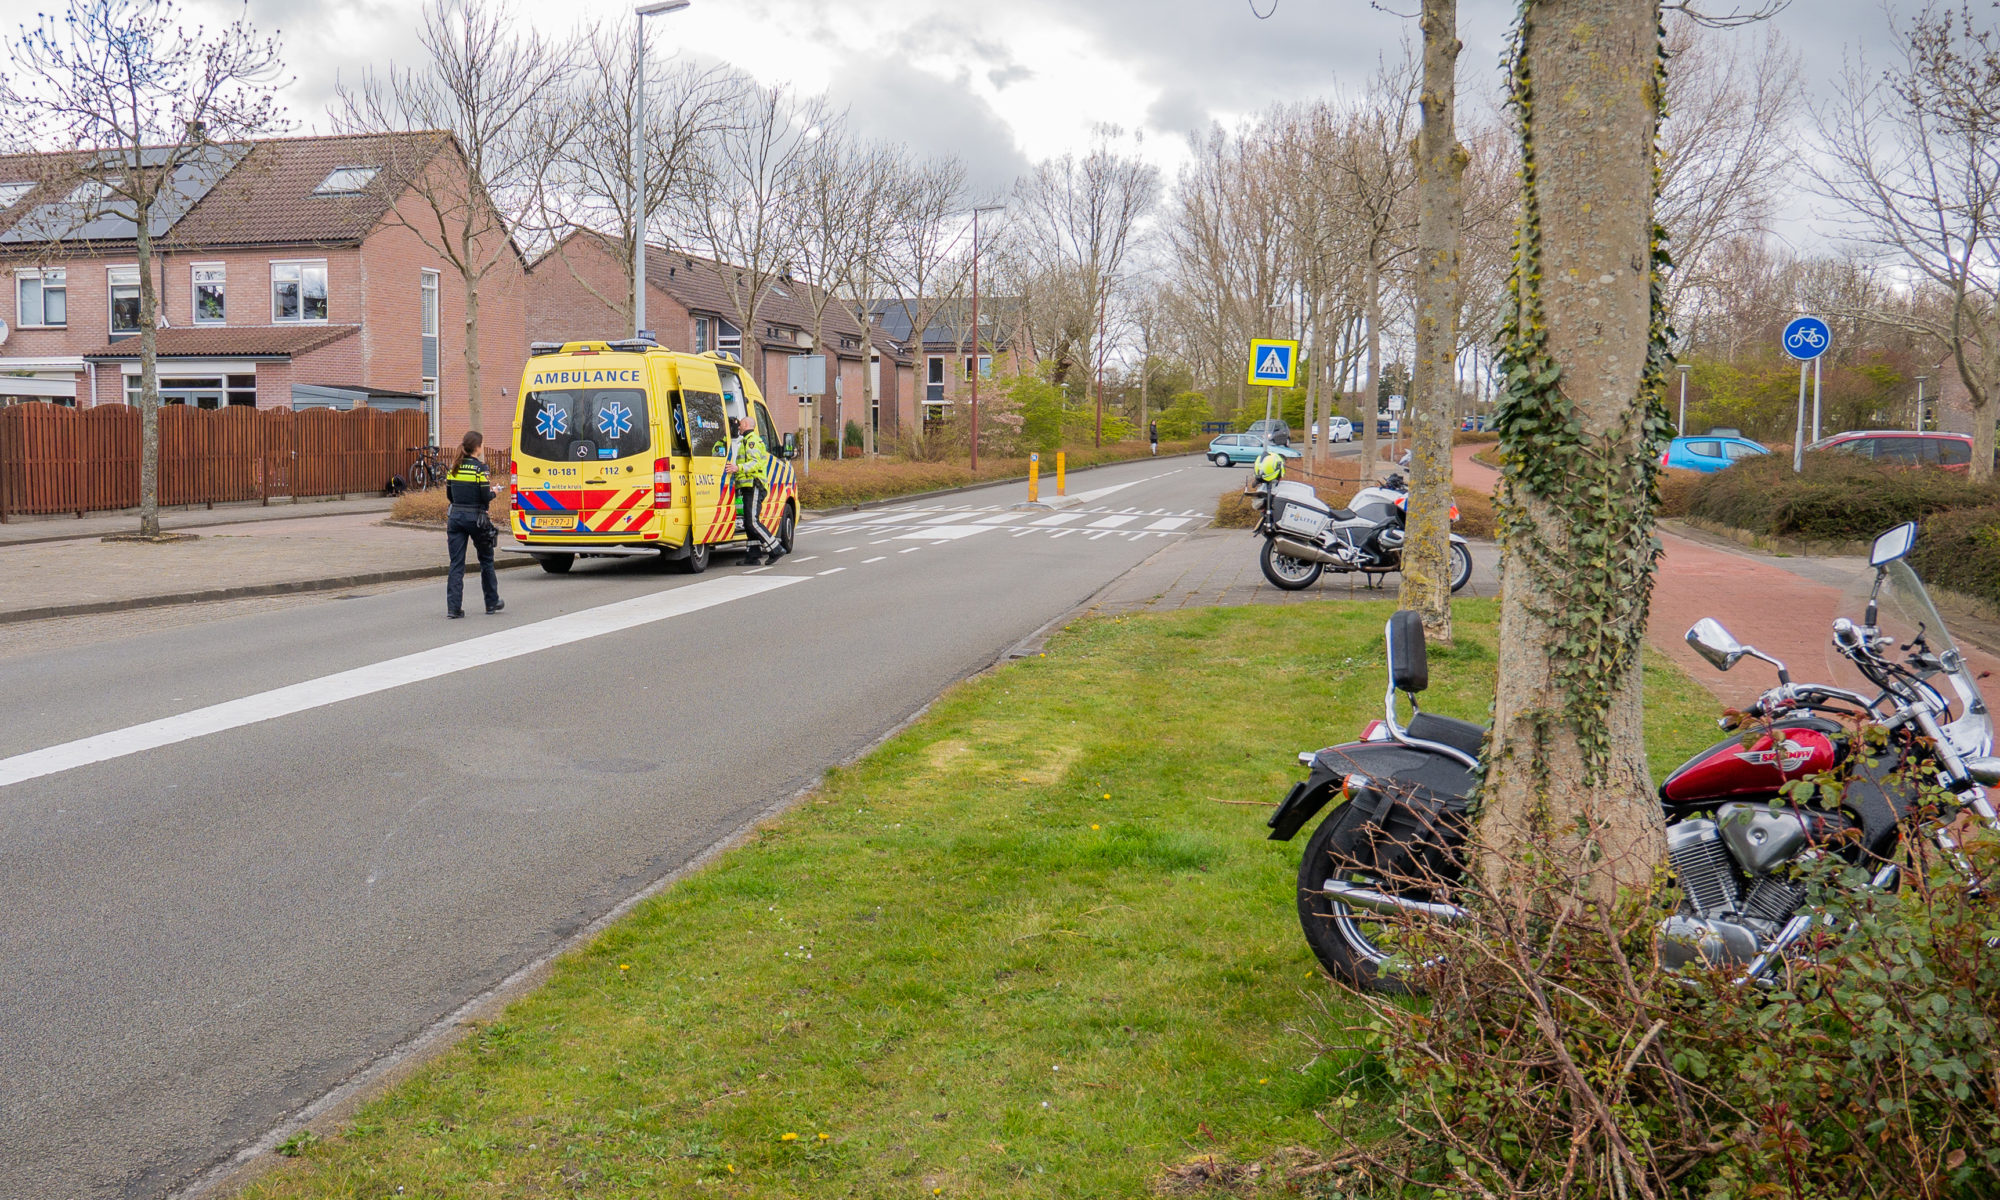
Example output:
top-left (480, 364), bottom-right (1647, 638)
top-left (1093, 288), bottom-right (1108, 448)
top-left (1676, 362), bottom-right (1691, 436)
top-left (967, 204), bottom-right (1002, 472)
top-left (631, 0), bottom-right (690, 341)
top-left (1916, 374), bottom-right (1929, 431)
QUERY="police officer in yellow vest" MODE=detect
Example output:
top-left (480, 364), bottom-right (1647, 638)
top-left (731, 415), bottom-right (780, 566)
top-left (444, 430), bottom-right (503, 618)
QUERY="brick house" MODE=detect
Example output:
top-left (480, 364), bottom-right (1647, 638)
top-left (0, 132), bottom-right (527, 445)
top-left (528, 230), bottom-right (901, 446)
top-left (868, 298), bottom-right (1030, 429)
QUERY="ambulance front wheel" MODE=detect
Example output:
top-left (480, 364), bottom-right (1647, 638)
top-left (777, 508), bottom-right (797, 555)
top-left (678, 541), bottom-right (712, 574)
top-left (538, 554), bottom-right (574, 575)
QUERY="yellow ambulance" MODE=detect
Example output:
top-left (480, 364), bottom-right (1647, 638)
top-left (508, 340), bottom-right (799, 574)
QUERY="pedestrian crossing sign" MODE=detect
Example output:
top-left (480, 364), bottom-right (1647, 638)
top-left (1246, 338), bottom-right (1300, 387)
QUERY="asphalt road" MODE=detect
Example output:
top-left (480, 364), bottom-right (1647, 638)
top-left (0, 454), bottom-right (1244, 1200)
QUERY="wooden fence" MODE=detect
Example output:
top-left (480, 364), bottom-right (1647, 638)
top-left (0, 404), bottom-right (433, 519)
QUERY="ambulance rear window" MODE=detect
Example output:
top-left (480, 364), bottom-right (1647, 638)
top-left (521, 387), bottom-right (650, 463)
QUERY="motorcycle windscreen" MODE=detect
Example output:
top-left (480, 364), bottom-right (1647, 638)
top-left (672, 361), bottom-right (735, 545)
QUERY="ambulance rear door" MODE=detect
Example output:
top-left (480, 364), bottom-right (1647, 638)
top-left (672, 358), bottom-right (734, 544)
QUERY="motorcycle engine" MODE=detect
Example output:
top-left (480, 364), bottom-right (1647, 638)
top-left (1657, 803), bottom-right (1856, 970)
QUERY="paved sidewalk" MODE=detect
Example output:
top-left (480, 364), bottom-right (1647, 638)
top-left (1449, 443), bottom-right (2000, 705)
top-left (0, 511), bottom-right (527, 623)
top-left (0, 494), bottom-right (395, 548)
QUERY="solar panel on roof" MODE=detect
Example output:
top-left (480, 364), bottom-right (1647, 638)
top-left (0, 143), bottom-right (249, 244)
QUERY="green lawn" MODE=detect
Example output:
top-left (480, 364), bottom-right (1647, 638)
top-left (245, 600), bottom-right (1719, 1199)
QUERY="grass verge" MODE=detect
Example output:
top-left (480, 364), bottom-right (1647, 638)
top-left (243, 600), bottom-right (1720, 1199)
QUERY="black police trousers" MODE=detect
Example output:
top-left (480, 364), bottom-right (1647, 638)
top-left (446, 507), bottom-right (500, 615)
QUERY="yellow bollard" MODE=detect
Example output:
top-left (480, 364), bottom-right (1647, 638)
top-left (1056, 451), bottom-right (1066, 496)
top-left (1028, 453), bottom-right (1039, 503)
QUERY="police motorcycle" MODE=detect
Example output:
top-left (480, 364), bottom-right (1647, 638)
top-left (1265, 521), bottom-right (2000, 993)
top-left (1251, 471), bottom-right (1474, 593)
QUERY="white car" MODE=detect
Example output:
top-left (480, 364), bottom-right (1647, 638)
top-left (1325, 417), bottom-right (1354, 443)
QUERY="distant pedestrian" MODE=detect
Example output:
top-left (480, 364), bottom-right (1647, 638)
top-left (444, 430), bottom-right (502, 619)
top-left (1149, 421), bottom-right (1159, 456)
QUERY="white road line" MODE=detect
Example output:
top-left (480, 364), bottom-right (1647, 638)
top-left (918, 513), bottom-right (964, 525)
top-left (1145, 517), bottom-right (1192, 530)
top-left (0, 576), bottom-right (805, 791)
top-left (1012, 530), bottom-right (1032, 537)
top-left (972, 513), bottom-right (1015, 525)
top-left (818, 567), bottom-right (846, 576)
top-left (792, 555), bottom-right (819, 563)
top-left (745, 565), bottom-right (774, 573)
top-left (870, 538), bottom-right (894, 545)
top-left (1087, 515), bottom-right (1137, 529)
top-left (1051, 529), bottom-right (1074, 539)
top-left (1089, 530), bottom-right (1113, 540)
top-left (862, 556), bottom-right (886, 563)
top-left (1029, 513), bottom-right (1081, 527)
top-left (895, 526), bottom-right (991, 541)
top-left (835, 546), bottom-right (857, 553)
top-left (899, 546), bottom-right (921, 553)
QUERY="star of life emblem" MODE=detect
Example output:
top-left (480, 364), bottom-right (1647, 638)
top-left (597, 402), bottom-right (633, 438)
top-left (535, 405), bottom-right (569, 440)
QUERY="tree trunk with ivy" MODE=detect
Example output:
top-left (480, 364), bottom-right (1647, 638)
top-left (1398, 0), bottom-right (1466, 642)
top-left (1479, 0), bottom-right (1672, 904)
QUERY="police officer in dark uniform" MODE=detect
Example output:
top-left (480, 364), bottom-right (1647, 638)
top-left (444, 430), bottom-right (503, 618)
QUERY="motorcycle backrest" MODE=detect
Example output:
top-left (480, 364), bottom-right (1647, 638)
top-left (1387, 609), bottom-right (1428, 694)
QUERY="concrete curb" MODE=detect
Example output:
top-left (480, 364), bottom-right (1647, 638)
top-left (0, 557), bottom-right (536, 626)
top-left (801, 451), bottom-right (1202, 518)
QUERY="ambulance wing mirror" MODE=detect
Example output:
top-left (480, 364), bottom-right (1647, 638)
top-left (780, 432), bottom-right (798, 460)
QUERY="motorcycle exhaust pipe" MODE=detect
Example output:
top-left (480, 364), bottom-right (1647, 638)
top-left (1272, 536), bottom-right (1344, 566)
top-left (1323, 880), bottom-right (1468, 921)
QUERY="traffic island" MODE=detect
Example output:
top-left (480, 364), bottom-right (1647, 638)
top-left (236, 600), bottom-right (1720, 1200)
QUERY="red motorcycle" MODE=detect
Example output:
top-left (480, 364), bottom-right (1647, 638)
top-left (1267, 521), bottom-right (2000, 992)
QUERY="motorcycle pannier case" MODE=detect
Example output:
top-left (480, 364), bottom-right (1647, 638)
top-left (1343, 779), bottom-right (1470, 887)
top-left (1274, 497), bottom-right (1333, 540)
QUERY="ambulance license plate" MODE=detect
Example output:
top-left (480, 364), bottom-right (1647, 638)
top-left (534, 515), bottom-right (576, 531)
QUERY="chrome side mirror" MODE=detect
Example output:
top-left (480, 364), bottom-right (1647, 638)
top-left (1965, 756), bottom-right (2000, 787)
top-left (1870, 521), bottom-right (1917, 567)
top-left (1686, 618), bottom-right (1747, 672)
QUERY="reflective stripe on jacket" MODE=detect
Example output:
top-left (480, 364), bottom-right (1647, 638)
top-left (734, 430), bottom-right (771, 484)
top-left (445, 458), bottom-right (495, 508)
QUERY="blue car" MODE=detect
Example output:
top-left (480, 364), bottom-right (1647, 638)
top-left (1661, 434), bottom-right (1766, 473)
top-left (1208, 434), bottom-right (1302, 468)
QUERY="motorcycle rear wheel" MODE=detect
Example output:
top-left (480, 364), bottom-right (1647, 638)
top-left (1448, 543), bottom-right (1474, 592)
top-left (1298, 799), bottom-right (1426, 994)
top-left (1260, 539), bottom-right (1323, 590)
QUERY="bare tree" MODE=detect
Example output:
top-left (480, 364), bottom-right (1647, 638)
top-left (1327, 64), bottom-right (1420, 476)
top-left (880, 154), bottom-right (971, 442)
top-left (1479, 0), bottom-right (1671, 902)
top-left (530, 22), bottom-right (739, 329)
top-left (1816, 3), bottom-right (2000, 481)
top-left (0, 0), bottom-right (286, 539)
top-left (790, 132), bottom-right (901, 454)
top-left (677, 83), bottom-right (831, 400)
top-left (1012, 126), bottom-right (1161, 439)
top-left (1399, 0), bottom-right (1468, 642)
top-left (335, 0), bottom-right (569, 439)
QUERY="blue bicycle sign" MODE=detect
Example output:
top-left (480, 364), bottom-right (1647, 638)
top-left (1783, 316), bottom-right (1831, 361)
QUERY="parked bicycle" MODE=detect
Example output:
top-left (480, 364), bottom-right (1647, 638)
top-left (407, 444), bottom-right (447, 491)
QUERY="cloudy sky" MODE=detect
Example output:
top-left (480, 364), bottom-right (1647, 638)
top-left (0, 0), bottom-right (1922, 224)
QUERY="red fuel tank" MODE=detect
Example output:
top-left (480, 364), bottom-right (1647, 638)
top-left (1659, 719), bottom-right (1844, 804)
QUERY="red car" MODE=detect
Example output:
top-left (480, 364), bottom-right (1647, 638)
top-left (1806, 430), bottom-right (1974, 471)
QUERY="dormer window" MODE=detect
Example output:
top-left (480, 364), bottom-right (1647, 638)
top-left (313, 166), bottom-right (379, 195)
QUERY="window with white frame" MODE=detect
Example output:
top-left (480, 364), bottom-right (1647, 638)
top-left (715, 318), bottom-right (741, 359)
top-left (108, 265), bottom-right (140, 336)
top-left (961, 355), bottom-right (993, 381)
top-left (272, 260), bottom-right (328, 323)
top-left (420, 270), bottom-right (439, 338)
top-left (15, 268), bottom-right (66, 327)
top-left (192, 264), bottom-right (225, 324)
top-left (694, 316), bottom-right (710, 353)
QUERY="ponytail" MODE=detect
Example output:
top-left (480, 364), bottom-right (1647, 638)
top-left (454, 430), bottom-right (484, 471)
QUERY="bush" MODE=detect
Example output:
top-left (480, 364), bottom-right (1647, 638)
top-left (1214, 487), bottom-right (1257, 528)
top-left (389, 488), bottom-right (506, 526)
top-left (1453, 485), bottom-right (1495, 540)
top-left (1156, 391), bottom-right (1212, 440)
top-left (1908, 504), bottom-right (2000, 607)
top-left (1656, 467), bottom-right (1705, 517)
top-left (1685, 452), bottom-right (2000, 543)
top-left (1320, 818), bottom-right (2000, 1199)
